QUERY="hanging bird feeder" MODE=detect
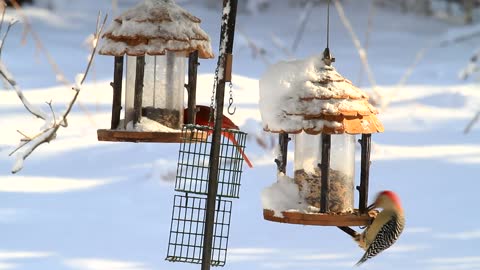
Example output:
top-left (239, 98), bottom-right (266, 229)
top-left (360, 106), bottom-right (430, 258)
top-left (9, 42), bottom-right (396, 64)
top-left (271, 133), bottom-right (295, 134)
top-left (97, 0), bottom-right (214, 143)
top-left (260, 49), bottom-right (383, 227)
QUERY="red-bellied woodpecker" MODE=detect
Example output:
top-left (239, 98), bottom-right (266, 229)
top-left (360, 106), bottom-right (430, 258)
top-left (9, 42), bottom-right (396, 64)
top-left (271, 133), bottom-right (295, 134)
top-left (354, 190), bottom-right (405, 266)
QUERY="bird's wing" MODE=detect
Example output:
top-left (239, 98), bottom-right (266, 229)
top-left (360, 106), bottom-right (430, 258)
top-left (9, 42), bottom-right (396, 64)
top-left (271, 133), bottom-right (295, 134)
top-left (355, 215), bottom-right (404, 266)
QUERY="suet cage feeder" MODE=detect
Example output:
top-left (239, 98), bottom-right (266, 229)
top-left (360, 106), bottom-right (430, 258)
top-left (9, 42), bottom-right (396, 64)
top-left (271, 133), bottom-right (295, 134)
top-left (166, 124), bottom-right (247, 266)
top-left (97, 0), bottom-right (214, 143)
top-left (261, 51), bottom-right (384, 227)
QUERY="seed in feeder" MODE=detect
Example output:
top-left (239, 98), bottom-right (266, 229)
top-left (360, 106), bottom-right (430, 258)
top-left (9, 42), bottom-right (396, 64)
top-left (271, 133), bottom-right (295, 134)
top-left (142, 107), bottom-right (181, 129)
top-left (294, 167), bottom-right (354, 213)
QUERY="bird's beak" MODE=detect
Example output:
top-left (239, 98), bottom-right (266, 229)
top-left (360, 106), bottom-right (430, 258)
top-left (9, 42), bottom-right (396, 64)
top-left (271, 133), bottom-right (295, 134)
top-left (366, 202), bottom-right (376, 211)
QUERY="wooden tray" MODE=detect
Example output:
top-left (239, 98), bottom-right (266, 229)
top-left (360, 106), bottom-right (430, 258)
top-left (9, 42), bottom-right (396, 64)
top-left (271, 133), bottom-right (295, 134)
top-left (263, 209), bottom-right (374, 227)
top-left (97, 129), bottom-right (208, 143)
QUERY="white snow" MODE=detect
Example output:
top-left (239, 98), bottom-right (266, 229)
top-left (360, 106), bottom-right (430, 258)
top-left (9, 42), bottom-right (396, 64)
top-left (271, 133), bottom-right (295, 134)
top-left (123, 117), bottom-right (179, 132)
top-left (99, 0), bottom-right (213, 58)
top-left (261, 173), bottom-right (308, 217)
top-left (259, 54), bottom-right (372, 133)
top-left (0, 176), bottom-right (110, 193)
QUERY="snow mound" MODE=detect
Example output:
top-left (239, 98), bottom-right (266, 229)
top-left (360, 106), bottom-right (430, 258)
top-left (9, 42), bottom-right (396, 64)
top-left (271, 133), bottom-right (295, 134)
top-left (259, 54), bottom-right (383, 135)
top-left (261, 173), bottom-right (308, 217)
top-left (99, 0), bottom-right (214, 59)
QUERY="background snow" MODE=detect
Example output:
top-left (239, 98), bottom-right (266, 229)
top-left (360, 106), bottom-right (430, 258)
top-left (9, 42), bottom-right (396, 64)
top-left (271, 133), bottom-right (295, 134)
top-left (0, 0), bottom-right (480, 270)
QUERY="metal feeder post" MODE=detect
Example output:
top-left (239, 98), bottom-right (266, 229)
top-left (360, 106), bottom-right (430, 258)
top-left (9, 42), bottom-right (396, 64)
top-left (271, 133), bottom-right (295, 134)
top-left (202, 1), bottom-right (238, 269)
top-left (186, 51), bottom-right (199, 125)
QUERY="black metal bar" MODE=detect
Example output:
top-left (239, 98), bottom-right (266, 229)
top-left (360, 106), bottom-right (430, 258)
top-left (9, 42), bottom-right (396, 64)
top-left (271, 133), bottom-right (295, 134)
top-left (186, 51), bottom-right (199, 125)
top-left (111, 56), bottom-right (124, 129)
top-left (133, 56), bottom-right (145, 126)
top-left (274, 133), bottom-right (289, 174)
top-left (202, 0), bottom-right (238, 269)
top-left (359, 134), bottom-right (372, 214)
top-left (337, 226), bottom-right (358, 238)
top-left (320, 134), bottom-right (331, 213)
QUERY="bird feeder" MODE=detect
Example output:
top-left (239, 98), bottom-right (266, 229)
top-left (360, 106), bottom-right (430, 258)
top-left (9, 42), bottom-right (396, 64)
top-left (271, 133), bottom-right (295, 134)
top-left (260, 50), bottom-right (383, 227)
top-left (97, 0), bottom-right (214, 143)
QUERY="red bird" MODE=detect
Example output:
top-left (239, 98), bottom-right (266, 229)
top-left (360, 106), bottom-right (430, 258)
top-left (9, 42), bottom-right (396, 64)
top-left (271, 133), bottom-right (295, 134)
top-left (184, 105), bottom-right (253, 168)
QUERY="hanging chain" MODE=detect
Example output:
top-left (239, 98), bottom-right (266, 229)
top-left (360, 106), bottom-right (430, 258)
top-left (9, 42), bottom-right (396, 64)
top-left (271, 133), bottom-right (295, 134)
top-left (227, 81), bottom-right (236, 115)
top-left (209, 57), bottom-right (221, 125)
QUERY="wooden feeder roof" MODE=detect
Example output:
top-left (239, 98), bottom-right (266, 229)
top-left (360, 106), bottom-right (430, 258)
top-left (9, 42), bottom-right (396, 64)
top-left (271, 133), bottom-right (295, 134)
top-left (99, 0), bottom-right (214, 59)
top-left (260, 56), bottom-right (384, 135)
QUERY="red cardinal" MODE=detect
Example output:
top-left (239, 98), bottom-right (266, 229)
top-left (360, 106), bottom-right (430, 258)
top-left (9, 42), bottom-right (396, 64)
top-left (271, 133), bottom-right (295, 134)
top-left (184, 105), bottom-right (253, 168)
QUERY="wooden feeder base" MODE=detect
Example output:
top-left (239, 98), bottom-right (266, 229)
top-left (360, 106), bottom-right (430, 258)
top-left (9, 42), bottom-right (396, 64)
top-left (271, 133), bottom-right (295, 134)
top-left (97, 129), bottom-right (208, 143)
top-left (263, 209), bottom-right (374, 227)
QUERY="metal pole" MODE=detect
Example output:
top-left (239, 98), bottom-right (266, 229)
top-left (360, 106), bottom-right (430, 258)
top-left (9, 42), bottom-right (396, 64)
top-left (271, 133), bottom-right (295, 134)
top-left (202, 1), bottom-right (238, 269)
top-left (320, 134), bottom-right (331, 213)
top-left (186, 51), bottom-right (199, 125)
top-left (359, 134), bottom-right (372, 214)
top-left (275, 133), bottom-right (289, 174)
top-left (133, 56), bottom-right (145, 126)
top-left (111, 56), bottom-right (124, 129)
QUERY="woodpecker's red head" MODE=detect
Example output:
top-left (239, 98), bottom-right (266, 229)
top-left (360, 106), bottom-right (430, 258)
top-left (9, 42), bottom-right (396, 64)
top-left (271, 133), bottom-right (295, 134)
top-left (370, 190), bottom-right (403, 211)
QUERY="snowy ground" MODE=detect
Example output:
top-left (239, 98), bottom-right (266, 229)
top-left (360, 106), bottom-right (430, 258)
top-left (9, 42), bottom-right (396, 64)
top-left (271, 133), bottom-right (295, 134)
top-left (1, 1), bottom-right (480, 270)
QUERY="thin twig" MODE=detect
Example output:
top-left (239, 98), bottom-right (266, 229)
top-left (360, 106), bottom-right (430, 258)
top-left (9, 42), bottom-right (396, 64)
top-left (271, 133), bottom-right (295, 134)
top-left (9, 0), bottom-right (98, 127)
top-left (16, 130), bottom-right (31, 140)
top-left (381, 40), bottom-right (434, 110)
top-left (0, 20), bottom-right (18, 57)
top-left (9, 0), bottom-right (69, 85)
top-left (0, 75), bottom-right (48, 119)
top-left (464, 111), bottom-right (480, 134)
top-left (292, 0), bottom-right (314, 52)
top-left (270, 32), bottom-right (294, 59)
top-left (46, 100), bottom-right (56, 125)
top-left (357, 0), bottom-right (376, 86)
top-left (10, 12), bottom-right (108, 174)
top-left (334, 0), bottom-right (382, 103)
top-left (237, 28), bottom-right (270, 66)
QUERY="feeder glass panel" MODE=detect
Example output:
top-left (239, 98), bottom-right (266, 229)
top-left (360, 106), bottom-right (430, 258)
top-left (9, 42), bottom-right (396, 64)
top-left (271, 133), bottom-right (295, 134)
top-left (142, 52), bottom-right (185, 129)
top-left (124, 56), bottom-right (136, 129)
top-left (329, 134), bottom-right (355, 213)
top-left (293, 133), bottom-right (355, 213)
top-left (294, 133), bottom-right (322, 209)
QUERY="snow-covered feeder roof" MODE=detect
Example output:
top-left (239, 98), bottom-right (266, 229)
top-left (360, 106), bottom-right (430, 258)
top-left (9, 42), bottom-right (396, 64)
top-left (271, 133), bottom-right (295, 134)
top-left (259, 55), bottom-right (384, 135)
top-left (99, 0), bottom-right (214, 59)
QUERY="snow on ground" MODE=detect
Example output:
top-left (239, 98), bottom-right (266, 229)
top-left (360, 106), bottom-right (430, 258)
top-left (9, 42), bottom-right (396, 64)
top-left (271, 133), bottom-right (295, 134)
top-left (1, 1), bottom-right (480, 270)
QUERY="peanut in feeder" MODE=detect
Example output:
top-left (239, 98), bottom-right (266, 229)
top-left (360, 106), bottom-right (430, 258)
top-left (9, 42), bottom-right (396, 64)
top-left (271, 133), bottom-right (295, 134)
top-left (260, 51), bottom-right (383, 227)
top-left (97, 0), bottom-right (214, 143)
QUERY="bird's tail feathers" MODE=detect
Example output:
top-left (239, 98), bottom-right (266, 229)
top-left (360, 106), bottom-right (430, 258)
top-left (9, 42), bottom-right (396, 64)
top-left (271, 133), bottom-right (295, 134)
top-left (355, 254), bottom-right (368, 267)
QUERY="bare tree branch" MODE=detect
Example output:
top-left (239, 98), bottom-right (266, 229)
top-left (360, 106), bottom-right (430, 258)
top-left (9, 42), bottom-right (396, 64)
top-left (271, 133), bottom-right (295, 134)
top-left (270, 32), bottom-right (294, 59)
top-left (237, 28), bottom-right (270, 66)
top-left (8, 12), bottom-right (108, 174)
top-left (357, 0), bottom-right (376, 86)
top-left (0, 18), bottom-right (17, 57)
top-left (0, 62), bottom-right (49, 119)
top-left (334, 0), bottom-right (382, 104)
top-left (464, 111), bottom-right (480, 134)
top-left (291, 0), bottom-right (314, 53)
top-left (9, 0), bottom-right (98, 127)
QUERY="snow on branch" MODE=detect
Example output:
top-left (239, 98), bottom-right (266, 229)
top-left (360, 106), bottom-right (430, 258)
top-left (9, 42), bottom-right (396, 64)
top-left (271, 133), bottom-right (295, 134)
top-left (5, 13), bottom-right (108, 174)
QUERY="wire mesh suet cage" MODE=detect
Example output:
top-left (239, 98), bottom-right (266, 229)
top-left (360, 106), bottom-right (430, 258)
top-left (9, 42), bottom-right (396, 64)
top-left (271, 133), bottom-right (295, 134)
top-left (175, 125), bottom-right (247, 198)
top-left (166, 124), bottom-right (247, 266)
top-left (166, 194), bottom-right (232, 266)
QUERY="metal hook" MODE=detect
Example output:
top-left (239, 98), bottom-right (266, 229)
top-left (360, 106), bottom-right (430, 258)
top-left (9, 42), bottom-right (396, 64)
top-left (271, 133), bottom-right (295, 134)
top-left (227, 97), bottom-right (236, 115)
